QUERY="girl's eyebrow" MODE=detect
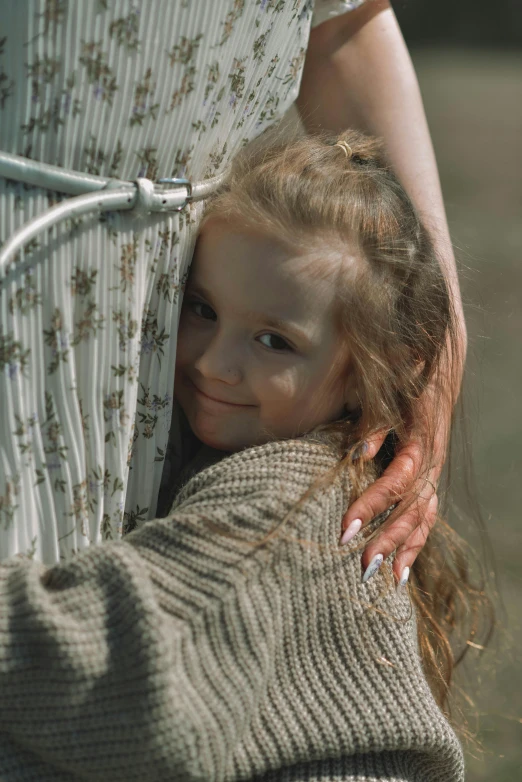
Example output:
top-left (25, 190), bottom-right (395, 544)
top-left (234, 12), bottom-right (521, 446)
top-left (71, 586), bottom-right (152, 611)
top-left (188, 282), bottom-right (312, 344)
top-left (187, 282), bottom-right (214, 301)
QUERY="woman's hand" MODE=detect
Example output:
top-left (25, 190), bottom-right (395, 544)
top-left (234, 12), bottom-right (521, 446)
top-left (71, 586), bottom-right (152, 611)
top-left (341, 431), bottom-right (443, 585)
top-left (340, 368), bottom-right (458, 585)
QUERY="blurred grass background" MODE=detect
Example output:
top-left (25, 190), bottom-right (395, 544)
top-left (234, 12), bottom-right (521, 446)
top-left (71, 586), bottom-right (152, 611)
top-left (412, 49), bottom-right (522, 779)
top-left (369, 6), bottom-right (522, 775)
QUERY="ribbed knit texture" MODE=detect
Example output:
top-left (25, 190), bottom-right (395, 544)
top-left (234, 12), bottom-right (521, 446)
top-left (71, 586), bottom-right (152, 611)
top-left (0, 437), bottom-right (464, 781)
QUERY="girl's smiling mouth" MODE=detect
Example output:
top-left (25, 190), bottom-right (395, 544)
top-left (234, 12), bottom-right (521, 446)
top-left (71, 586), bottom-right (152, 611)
top-left (186, 376), bottom-right (257, 409)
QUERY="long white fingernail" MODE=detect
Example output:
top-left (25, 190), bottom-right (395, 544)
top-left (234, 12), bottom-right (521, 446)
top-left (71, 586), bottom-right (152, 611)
top-left (340, 518), bottom-right (362, 546)
top-left (398, 566), bottom-right (410, 587)
top-left (362, 553), bottom-right (384, 583)
top-left (352, 443), bottom-right (368, 460)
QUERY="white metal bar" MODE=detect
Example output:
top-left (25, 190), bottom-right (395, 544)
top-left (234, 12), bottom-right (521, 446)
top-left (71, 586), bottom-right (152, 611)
top-left (0, 188), bottom-right (135, 271)
top-left (0, 150), bottom-right (118, 195)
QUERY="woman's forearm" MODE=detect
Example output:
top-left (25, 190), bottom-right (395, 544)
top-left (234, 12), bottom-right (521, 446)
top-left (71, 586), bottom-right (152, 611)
top-left (298, 0), bottom-right (467, 366)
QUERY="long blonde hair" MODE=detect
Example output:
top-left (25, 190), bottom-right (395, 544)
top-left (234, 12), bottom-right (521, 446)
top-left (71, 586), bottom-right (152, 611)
top-left (199, 130), bottom-right (494, 718)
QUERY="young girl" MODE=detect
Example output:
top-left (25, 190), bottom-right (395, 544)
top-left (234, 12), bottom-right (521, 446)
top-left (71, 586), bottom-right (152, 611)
top-left (0, 132), bottom-right (489, 781)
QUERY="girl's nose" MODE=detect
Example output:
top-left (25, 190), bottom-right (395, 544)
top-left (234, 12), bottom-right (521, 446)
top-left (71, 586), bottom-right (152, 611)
top-left (193, 335), bottom-right (243, 385)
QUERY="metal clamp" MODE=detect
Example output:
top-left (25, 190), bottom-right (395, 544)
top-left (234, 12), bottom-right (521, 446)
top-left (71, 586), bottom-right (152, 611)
top-left (134, 177), bottom-right (156, 213)
top-left (157, 177), bottom-right (192, 212)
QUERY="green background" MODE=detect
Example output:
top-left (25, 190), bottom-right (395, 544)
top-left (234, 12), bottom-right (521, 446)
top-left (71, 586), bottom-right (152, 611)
top-left (396, 48), bottom-right (522, 779)
top-left (392, 5), bottom-right (521, 775)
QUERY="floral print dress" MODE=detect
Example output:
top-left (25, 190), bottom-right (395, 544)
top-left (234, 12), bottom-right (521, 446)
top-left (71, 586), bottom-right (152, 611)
top-left (0, 0), bottom-right (365, 564)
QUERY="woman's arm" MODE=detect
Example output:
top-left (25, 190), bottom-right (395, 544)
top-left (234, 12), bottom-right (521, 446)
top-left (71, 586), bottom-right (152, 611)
top-left (297, 0), bottom-right (466, 582)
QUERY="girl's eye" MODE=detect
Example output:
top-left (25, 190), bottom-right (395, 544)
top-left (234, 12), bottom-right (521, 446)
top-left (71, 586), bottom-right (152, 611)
top-left (257, 333), bottom-right (292, 352)
top-left (185, 300), bottom-right (291, 351)
top-left (188, 300), bottom-right (216, 321)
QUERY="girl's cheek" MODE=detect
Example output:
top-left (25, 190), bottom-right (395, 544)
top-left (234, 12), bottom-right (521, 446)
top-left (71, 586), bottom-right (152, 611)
top-left (261, 371), bottom-right (301, 403)
top-left (176, 328), bottom-right (199, 368)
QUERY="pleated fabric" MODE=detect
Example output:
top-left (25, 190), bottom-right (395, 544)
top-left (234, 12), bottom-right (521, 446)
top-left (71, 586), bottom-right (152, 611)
top-left (0, 0), bottom-right (365, 564)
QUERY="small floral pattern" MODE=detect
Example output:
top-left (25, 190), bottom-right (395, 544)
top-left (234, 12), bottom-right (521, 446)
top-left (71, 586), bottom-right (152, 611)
top-left (79, 41), bottom-right (118, 105)
top-left (0, 331), bottom-right (30, 379)
top-left (0, 36), bottom-right (15, 109)
top-left (0, 0), bottom-right (365, 564)
top-left (130, 68), bottom-right (159, 127)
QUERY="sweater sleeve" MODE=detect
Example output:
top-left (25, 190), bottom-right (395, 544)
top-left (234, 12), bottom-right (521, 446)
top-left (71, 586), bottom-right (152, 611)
top-left (0, 439), bottom-right (464, 782)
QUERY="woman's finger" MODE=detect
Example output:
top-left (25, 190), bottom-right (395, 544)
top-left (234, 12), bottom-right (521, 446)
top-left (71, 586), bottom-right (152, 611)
top-left (341, 440), bottom-right (422, 539)
top-left (359, 489), bottom-right (433, 577)
top-left (392, 493), bottom-right (439, 584)
top-left (360, 430), bottom-right (388, 461)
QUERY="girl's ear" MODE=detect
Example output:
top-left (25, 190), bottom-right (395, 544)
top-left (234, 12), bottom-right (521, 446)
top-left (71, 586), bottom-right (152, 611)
top-left (343, 373), bottom-right (360, 414)
top-left (344, 388), bottom-right (360, 414)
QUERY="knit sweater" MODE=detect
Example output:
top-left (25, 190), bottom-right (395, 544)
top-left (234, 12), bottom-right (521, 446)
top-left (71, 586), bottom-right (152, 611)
top-left (0, 436), bottom-right (464, 781)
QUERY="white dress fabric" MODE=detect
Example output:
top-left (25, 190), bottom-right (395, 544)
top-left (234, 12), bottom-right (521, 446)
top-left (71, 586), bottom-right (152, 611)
top-left (0, 0), bottom-right (366, 565)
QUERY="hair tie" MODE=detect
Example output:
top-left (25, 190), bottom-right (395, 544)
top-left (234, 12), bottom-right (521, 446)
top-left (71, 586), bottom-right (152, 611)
top-left (334, 140), bottom-right (353, 159)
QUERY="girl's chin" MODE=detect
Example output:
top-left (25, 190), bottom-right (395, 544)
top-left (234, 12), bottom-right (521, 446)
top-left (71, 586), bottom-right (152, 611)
top-left (197, 434), bottom-right (236, 452)
top-left (189, 421), bottom-right (249, 452)
top-left (180, 403), bottom-right (286, 451)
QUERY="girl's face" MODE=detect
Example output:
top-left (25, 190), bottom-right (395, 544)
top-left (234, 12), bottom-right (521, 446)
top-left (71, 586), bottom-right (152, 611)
top-left (175, 219), bottom-right (355, 452)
